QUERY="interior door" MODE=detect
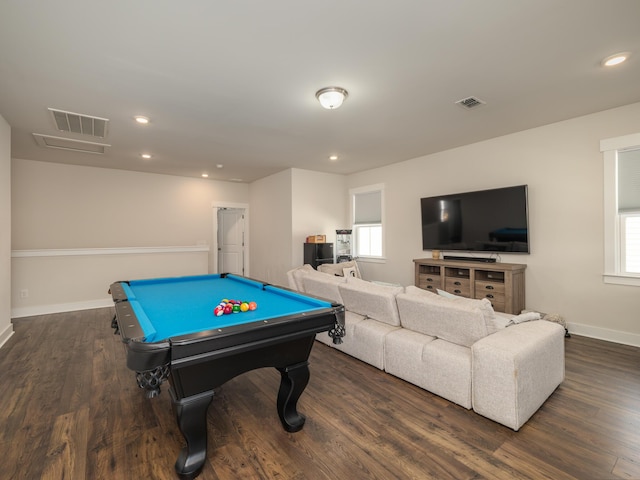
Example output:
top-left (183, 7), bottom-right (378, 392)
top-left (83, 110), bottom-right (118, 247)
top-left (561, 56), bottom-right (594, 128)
top-left (217, 208), bottom-right (245, 275)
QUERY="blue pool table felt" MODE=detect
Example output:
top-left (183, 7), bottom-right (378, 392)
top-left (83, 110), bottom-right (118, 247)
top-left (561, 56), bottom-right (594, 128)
top-left (122, 274), bottom-right (332, 342)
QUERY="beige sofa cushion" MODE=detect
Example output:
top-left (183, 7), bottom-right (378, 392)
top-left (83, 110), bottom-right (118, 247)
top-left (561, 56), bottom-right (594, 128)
top-left (317, 260), bottom-right (362, 278)
top-left (405, 285), bottom-right (505, 335)
top-left (301, 269), bottom-right (346, 303)
top-left (397, 287), bottom-right (490, 347)
top-left (338, 277), bottom-right (404, 326)
top-left (472, 320), bottom-right (565, 430)
top-left (334, 317), bottom-right (399, 370)
top-left (286, 264), bottom-right (315, 291)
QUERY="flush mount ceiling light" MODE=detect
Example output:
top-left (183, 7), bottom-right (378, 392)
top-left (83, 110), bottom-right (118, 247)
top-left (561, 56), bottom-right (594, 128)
top-left (602, 52), bottom-right (631, 67)
top-left (315, 87), bottom-right (348, 109)
top-left (141, 153), bottom-right (152, 159)
top-left (329, 155), bottom-right (338, 161)
top-left (135, 116), bottom-right (150, 124)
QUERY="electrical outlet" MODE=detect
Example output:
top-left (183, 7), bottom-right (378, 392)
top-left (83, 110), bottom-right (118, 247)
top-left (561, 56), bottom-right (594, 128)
top-left (20, 289), bottom-right (29, 298)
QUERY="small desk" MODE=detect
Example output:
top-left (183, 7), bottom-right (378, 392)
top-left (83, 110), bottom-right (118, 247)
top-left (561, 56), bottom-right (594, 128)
top-left (110, 273), bottom-right (345, 479)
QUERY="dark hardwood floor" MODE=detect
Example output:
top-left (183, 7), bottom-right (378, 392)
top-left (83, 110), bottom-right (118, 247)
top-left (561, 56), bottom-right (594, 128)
top-left (1, 307), bottom-right (639, 479)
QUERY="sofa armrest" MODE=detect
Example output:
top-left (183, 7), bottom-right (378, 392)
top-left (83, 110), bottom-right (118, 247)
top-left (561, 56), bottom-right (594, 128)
top-left (471, 320), bottom-right (565, 430)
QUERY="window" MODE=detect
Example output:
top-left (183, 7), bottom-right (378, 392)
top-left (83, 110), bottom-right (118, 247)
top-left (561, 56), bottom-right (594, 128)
top-left (351, 185), bottom-right (384, 260)
top-left (601, 133), bottom-right (640, 286)
top-left (621, 213), bottom-right (640, 274)
top-left (618, 149), bottom-right (640, 275)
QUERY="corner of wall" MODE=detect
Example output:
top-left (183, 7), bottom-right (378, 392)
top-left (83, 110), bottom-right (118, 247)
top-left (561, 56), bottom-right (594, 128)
top-left (0, 113), bottom-right (13, 346)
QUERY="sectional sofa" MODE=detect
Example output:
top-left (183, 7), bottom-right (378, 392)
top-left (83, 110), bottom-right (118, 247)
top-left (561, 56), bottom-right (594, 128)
top-left (287, 265), bottom-right (565, 431)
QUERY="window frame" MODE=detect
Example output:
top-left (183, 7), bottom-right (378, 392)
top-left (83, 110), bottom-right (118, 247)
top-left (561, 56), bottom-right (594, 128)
top-left (601, 132), bottom-right (640, 286)
top-left (350, 184), bottom-right (385, 262)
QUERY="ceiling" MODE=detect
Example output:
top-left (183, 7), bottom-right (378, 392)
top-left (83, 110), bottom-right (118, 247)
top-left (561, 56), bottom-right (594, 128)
top-left (1, 1), bottom-right (639, 183)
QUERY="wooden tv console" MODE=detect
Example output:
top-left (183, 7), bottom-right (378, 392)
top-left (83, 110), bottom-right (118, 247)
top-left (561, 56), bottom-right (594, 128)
top-left (413, 258), bottom-right (526, 314)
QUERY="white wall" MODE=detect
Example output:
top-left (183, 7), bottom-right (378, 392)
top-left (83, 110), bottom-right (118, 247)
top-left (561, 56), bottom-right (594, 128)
top-left (0, 114), bottom-right (12, 346)
top-left (249, 168), bottom-right (348, 287)
top-left (11, 159), bottom-right (249, 315)
top-left (249, 169), bottom-right (293, 286)
top-left (348, 102), bottom-right (640, 345)
top-left (291, 169), bottom-right (347, 266)
top-left (12, 159), bottom-right (249, 249)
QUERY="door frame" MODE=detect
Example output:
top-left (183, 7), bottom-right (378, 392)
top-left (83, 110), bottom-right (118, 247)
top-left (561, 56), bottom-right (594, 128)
top-left (211, 202), bottom-right (250, 276)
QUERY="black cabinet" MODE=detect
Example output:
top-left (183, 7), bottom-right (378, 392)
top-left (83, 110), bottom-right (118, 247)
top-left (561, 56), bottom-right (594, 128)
top-left (304, 243), bottom-right (334, 268)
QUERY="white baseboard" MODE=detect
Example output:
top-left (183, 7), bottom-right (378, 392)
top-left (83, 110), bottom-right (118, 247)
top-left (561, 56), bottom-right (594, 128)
top-left (567, 321), bottom-right (640, 348)
top-left (0, 323), bottom-right (14, 349)
top-left (11, 298), bottom-right (113, 319)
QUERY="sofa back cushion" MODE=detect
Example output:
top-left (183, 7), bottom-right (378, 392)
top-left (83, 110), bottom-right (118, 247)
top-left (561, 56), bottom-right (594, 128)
top-left (287, 264), bottom-right (315, 291)
top-left (397, 287), bottom-right (491, 347)
top-left (301, 269), bottom-right (346, 303)
top-left (338, 277), bottom-right (403, 326)
top-left (317, 260), bottom-right (362, 278)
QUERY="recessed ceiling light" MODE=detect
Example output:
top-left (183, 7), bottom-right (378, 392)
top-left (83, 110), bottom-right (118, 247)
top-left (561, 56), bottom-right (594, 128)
top-left (216, 164), bottom-right (224, 169)
top-left (602, 52), bottom-right (631, 67)
top-left (141, 153), bottom-right (152, 159)
top-left (329, 155), bottom-right (338, 161)
top-left (135, 116), bottom-right (150, 124)
top-left (201, 173), bottom-right (209, 178)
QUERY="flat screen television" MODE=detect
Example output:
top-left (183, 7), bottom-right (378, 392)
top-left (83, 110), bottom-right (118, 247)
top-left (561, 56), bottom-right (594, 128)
top-left (420, 185), bottom-right (529, 253)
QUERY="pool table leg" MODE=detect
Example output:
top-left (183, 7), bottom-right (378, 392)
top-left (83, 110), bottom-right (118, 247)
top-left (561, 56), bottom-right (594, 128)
top-left (171, 389), bottom-right (214, 480)
top-left (276, 361), bottom-right (310, 432)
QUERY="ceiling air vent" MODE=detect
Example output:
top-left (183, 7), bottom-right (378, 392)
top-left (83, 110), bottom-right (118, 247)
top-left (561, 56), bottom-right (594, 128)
top-left (48, 108), bottom-right (109, 138)
top-left (455, 96), bottom-right (486, 110)
top-left (33, 133), bottom-right (110, 154)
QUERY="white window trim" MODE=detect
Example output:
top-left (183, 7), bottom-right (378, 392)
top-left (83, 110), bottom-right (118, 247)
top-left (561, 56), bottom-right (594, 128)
top-left (350, 183), bottom-right (386, 262)
top-left (601, 132), bottom-right (640, 286)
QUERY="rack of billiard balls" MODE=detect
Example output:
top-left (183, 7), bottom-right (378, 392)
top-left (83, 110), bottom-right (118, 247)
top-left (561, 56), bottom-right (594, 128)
top-left (214, 298), bottom-right (258, 316)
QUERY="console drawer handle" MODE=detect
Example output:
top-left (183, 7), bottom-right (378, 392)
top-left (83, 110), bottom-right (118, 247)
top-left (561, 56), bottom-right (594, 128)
top-left (454, 289), bottom-right (461, 294)
top-left (454, 281), bottom-right (461, 286)
top-left (426, 286), bottom-right (434, 290)
top-left (485, 285), bottom-right (494, 290)
top-left (486, 294), bottom-right (494, 299)
top-left (427, 278), bottom-right (433, 282)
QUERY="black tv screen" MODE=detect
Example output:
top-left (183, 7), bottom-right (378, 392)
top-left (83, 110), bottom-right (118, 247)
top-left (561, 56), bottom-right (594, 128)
top-left (421, 185), bottom-right (529, 253)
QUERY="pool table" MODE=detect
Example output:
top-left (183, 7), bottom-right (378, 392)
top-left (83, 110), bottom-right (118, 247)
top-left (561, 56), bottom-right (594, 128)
top-left (109, 273), bottom-right (345, 479)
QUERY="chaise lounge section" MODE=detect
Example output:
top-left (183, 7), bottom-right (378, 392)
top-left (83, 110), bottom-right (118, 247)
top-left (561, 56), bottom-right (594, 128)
top-left (287, 265), bottom-right (565, 431)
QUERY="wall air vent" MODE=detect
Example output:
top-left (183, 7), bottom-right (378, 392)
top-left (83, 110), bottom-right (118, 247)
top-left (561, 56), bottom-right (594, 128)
top-left (48, 108), bottom-right (109, 138)
top-left (33, 133), bottom-right (110, 154)
top-left (455, 96), bottom-right (486, 109)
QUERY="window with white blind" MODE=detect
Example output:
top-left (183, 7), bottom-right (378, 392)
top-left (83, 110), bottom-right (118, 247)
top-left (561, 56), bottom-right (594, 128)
top-left (351, 185), bottom-right (384, 260)
top-left (618, 150), bottom-right (640, 274)
top-left (601, 133), bottom-right (640, 286)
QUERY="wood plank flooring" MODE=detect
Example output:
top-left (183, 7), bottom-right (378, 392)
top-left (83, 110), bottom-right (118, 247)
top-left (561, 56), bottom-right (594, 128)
top-left (1, 307), bottom-right (639, 479)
